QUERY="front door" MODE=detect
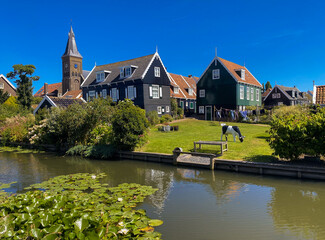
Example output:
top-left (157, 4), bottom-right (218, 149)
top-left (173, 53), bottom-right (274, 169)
top-left (205, 106), bottom-right (212, 121)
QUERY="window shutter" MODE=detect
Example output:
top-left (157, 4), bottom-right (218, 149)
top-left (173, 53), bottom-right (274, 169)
top-left (149, 86), bottom-right (153, 98)
top-left (86, 93), bottom-right (89, 101)
top-left (117, 89), bottom-right (119, 100)
top-left (125, 87), bottom-right (128, 99)
top-left (159, 86), bottom-right (162, 98)
top-left (134, 86), bottom-right (136, 99)
top-left (110, 89), bottom-right (112, 97)
top-left (96, 92), bottom-right (98, 99)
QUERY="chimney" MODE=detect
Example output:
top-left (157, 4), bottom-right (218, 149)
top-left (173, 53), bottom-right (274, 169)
top-left (188, 75), bottom-right (192, 78)
top-left (44, 83), bottom-right (48, 95)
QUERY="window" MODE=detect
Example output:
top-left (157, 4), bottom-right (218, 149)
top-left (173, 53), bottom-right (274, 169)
top-left (174, 86), bottom-right (179, 94)
top-left (247, 87), bottom-right (250, 100)
top-left (166, 106), bottom-right (170, 113)
top-left (127, 85), bottom-right (136, 100)
top-left (190, 102), bottom-right (194, 109)
top-left (102, 89), bottom-right (107, 99)
top-left (125, 67), bottom-right (131, 77)
top-left (188, 88), bottom-right (193, 96)
top-left (152, 85), bottom-right (159, 99)
top-left (157, 106), bottom-right (162, 114)
top-left (154, 67), bottom-right (160, 77)
top-left (96, 71), bottom-right (105, 82)
top-left (88, 90), bottom-right (96, 101)
top-left (199, 106), bottom-right (204, 114)
top-left (212, 69), bottom-right (220, 79)
top-left (111, 88), bottom-right (118, 102)
top-left (256, 89), bottom-right (259, 101)
top-left (272, 93), bottom-right (281, 99)
top-left (240, 85), bottom-right (244, 99)
top-left (199, 89), bottom-right (205, 98)
top-left (251, 88), bottom-right (254, 101)
top-left (120, 68), bottom-right (124, 78)
top-left (180, 101), bottom-right (184, 109)
top-left (241, 69), bottom-right (245, 80)
top-left (0, 83), bottom-right (4, 89)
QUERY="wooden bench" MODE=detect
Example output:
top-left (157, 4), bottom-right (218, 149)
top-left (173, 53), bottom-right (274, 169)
top-left (194, 141), bottom-right (228, 155)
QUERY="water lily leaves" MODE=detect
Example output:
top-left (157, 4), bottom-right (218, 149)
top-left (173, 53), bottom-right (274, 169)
top-left (149, 219), bottom-right (164, 227)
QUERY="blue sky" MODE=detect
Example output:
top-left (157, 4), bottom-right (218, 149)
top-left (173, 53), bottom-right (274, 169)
top-left (0, 0), bottom-right (324, 93)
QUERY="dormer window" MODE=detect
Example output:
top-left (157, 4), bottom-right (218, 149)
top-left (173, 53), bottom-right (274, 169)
top-left (96, 71), bottom-right (105, 82)
top-left (212, 69), bottom-right (220, 79)
top-left (174, 86), bottom-right (179, 94)
top-left (188, 88), bottom-right (193, 96)
top-left (120, 65), bottom-right (137, 79)
top-left (241, 69), bottom-right (245, 80)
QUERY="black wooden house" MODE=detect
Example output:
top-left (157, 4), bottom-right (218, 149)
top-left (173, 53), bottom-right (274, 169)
top-left (81, 52), bottom-right (171, 115)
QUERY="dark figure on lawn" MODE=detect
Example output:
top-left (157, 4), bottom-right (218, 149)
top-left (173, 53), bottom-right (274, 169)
top-left (221, 124), bottom-right (245, 142)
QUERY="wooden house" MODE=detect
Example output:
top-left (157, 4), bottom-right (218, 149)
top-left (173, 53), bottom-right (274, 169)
top-left (196, 56), bottom-right (262, 120)
top-left (169, 73), bottom-right (197, 116)
top-left (0, 74), bottom-right (16, 96)
top-left (81, 52), bottom-right (171, 116)
top-left (263, 85), bottom-right (309, 108)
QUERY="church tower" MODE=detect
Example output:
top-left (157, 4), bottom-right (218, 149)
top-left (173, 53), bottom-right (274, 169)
top-left (62, 26), bottom-right (83, 94)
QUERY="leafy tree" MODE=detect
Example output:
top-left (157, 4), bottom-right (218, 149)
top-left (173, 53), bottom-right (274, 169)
top-left (0, 89), bottom-right (9, 104)
top-left (171, 98), bottom-right (178, 117)
top-left (111, 99), bottom-right (149, 151)
top-left (7, 64), bottom-right (39, 109)
top-left (265, 81), bottom-right (272, 90)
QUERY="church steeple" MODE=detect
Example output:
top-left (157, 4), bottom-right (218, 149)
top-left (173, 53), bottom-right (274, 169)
top-left (62, 26), bottom-right (82, 59)
top-left (61, 26), bottom-right (83, 94)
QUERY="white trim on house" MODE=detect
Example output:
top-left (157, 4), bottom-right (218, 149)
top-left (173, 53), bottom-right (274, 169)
top-left (244, 68), bottom-right (263, 88)
top-left (81, 65), bottom-right (96, 87)
top-left (33, 95), bottom-right (57, 115)
top-left (0, 74), bottom-right (16, 90)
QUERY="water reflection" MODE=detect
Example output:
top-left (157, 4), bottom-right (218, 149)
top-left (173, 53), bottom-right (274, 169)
top-left (1, 151), bottom-right (325, 239)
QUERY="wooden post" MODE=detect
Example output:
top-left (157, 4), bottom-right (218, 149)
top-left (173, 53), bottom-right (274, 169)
top-left (210, 156), bottom-right (215, 170)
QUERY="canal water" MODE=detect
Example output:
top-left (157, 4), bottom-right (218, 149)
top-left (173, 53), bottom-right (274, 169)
top-left (1, 151), bottom-right (325, 240)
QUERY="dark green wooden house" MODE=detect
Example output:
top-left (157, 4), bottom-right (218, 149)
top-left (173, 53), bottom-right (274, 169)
top-left (197, 57), bottom-right (262, 120)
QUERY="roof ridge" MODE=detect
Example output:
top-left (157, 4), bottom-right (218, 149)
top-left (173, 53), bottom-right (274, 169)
top-left (96, 54), bottom-right (155, 68)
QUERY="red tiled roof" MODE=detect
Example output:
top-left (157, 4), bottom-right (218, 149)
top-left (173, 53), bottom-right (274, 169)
top-left (262, 88), bottom-right (271, 97)
top-left (63, 90), bottom-right (82, 99)
top-left (34, 83), bottom-right (62, 97)
top-left (316, 85), bottom-right (325, 104)
top-left (219, 58), bottom-right (262, 88)
top-left (169, 73), bottom-right (196, 100)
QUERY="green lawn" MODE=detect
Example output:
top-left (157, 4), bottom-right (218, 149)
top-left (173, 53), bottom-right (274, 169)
top-left (138, 119), bottom-right (277, 162)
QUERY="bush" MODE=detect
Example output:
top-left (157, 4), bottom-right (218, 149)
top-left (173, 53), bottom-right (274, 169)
top-left (160, 114), bottom-right (173, 124)
top-left (88, 124), bottom-right (112, 145)
top-left (110, 99), bottom-right (149, 151)
top-left (147, 110), bottom-right (159, 126)
top-left (268, 106), bottom-right (325, 160)
top-left (66, 144), bottom-right (116, 159)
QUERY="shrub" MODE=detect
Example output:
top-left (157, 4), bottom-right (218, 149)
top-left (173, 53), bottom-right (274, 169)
top-left (160, 114), bottom-right (173, 124)
top-left (147, 110), bottom-right (159, 126)
top-left (88, 124), bottom-right (112, 145)
top-left (177, 107), bottom-right (184, 118)
top-left (66, 144), bottom-right (116, 159)
top-left (110, 99), bottom-right (149, 151)
top-left (268, 107), bottom-right (325, 160)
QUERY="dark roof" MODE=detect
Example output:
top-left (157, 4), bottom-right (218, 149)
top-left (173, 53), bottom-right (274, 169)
top-left (82, 70), bottom-right (90, 79)
top-left (81, 54), bottom-right (155, 87)
top-left (277, 85), bottom-right (304, 100)
top-left (62, 26), bottom-right (82, 58)
top-left (50, 97), bottom-right (84, 108)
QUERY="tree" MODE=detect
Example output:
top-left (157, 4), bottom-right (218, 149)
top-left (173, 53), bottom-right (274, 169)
top-left (0, 89), bottom-right (9, 104)
top-left (7, 64), bottom-right (39, 109)
top-left (265, 81), bottom-right (272, 90)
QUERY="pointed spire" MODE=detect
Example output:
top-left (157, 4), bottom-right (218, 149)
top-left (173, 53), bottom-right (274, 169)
top-left (214, 47), bottom-right (218, 66)
top-left (156, 45), bottom-right (158, 53)
top-left (62, 26), bottom-right (82, 58)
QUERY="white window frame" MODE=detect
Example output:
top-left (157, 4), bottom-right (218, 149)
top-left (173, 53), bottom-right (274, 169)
top-left (199, 106), bottom-right (204, 114)
top-left (125, 67), bottom-right (131, 77)
top-left (240, 85), bottom-right (244, 100)
top-left (199, 89), bottom-right (205, 98)
top-left (127, 85), bottom-right (135, 100)
top-left (152, 85), bottom-right (159, 99)
top-left (251, 88), bottom-right (254, 101)
top-left (256, 89), bottom-right (259, 101)
top-left (102, 89), bottom-right (107, 99)
top-left (174, 86), bottom-right (179, 94)
top-left (96, 71), bottom-right (105, 83)
top-left (247, 86), bottom-right (250, 100)
top-left (277, 93), bottom-right (280, 98)
top-left (212, 69), bottom-right (220, 79)
top-left (120, 68), bottom-right (124, 78)
top-left (166, 106), bottom-right (170, 113)
top-left (241, 69), bottom-right (245, 80)
top-left (111, 88), bottom-right (118, 102)
top-left (157, 106), bottom-right (162, 114)
top-left (89, 90), bottom-right (96, 101)
top-left (0, 83), bottom-right (4, 89)
top-left (188, 88), bottom-right (193, 96)
top-left (154, 67), bottom-right (160, 77)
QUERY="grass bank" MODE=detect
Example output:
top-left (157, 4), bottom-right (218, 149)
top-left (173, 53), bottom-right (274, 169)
top-left (138, 119), bottom-right (276, 162)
